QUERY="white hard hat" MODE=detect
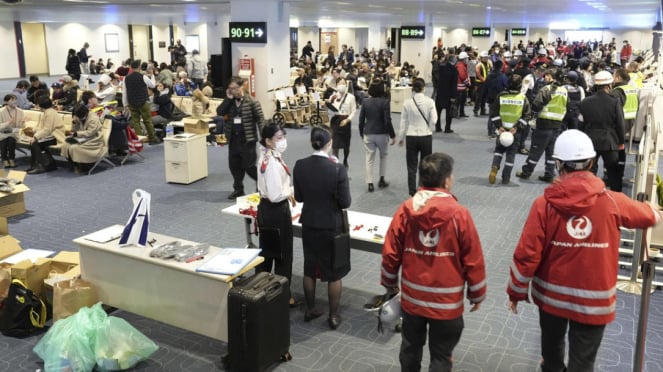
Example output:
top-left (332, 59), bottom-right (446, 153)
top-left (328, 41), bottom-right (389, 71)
top-left (503, 51), bottom-right (512, 58)
top-left (458, 52), bottom-right (469, 60)
top-left (538, 48), bottom-right (547, 55)
top-left (594, 70), bottom-right (614, 86)
top-left (514, 50), bottom-right (523, 56)
top-left (499, 131), bottom-right (514, 147)
top-left (553, 129), bottom-right (596, 162)
top-left (365, 292), bottom-right (401, 333)
top-left (553, 59), bottom-right (564, 67)
top-left (479, 51), bottom-right (489, 58)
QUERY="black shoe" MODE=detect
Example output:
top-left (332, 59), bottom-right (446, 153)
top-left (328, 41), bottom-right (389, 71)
top-left (368, 183), bottom-right (374, 192)
top-left (304, 309), bottom-right (323, 322)
top-left (459, 114), bottom-right (469, 118)
top-left (538, 175), bottom-right (554, 183)
top-left (328, 315), bottom-right (342, 330)
top-left (27, 166), bottom-right (46, 175)
top-left (516, 171), bottom-right (530, 180)
top-left (149, 137), bottom-right (162, 145)
top-left (289, 298), bottom-right (302, 308)
top-left (518, 148), bottom-right (529, 155)
top-left (444, 129), bottom-right (454, 133)
top-left (227, 190), bottom-right (245, 200)
top-left (480, 111), bottom-right (487, 116)
top-left (473, 111), bottom-right (479, 117)
top-left (378, 179), bottom-right (389, 188)
top-left (435, 128), bottom-right (443, 133)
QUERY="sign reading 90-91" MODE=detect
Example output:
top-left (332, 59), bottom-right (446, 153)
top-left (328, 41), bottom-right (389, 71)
top-left (229, 22), bottom-right (267, 43)
top-left (472, 27), bottom-right (491, 37)
top-left (400, 26), bottom-right (426, 40)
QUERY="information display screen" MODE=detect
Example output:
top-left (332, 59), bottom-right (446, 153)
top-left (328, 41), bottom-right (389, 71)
top-left (229, 22), bottom-right (267, 43)
top-left (472, 27), bottom-right (491, 37)
top-left (400, 26), bottom-right (426, 39)
top-left (511, 28), bottom-right (527, 36)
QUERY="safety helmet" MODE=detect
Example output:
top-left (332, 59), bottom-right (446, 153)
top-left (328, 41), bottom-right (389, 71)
top-left (553, 129), bottom-right (596, 161)
top-left (364, 292), bottom-right (401, 333)
top-left (514, 50), bottom-right (523, 56)
top-left (553, 59), bottom-right (564, 67)
top-left (498, 131), bottom-right (514, 147)
top-left (538, 48), bottom-right (547, 55)
top-left (594, 70), bottom-right (614, 86)
top-left (565, 71), bottom-right (579, 83)
top-left (479, 51), bottom-right (489, 58)
top-left (503, 51), bottom-right (512, 58)
top-left (458, 51), bottom-right (469, 60)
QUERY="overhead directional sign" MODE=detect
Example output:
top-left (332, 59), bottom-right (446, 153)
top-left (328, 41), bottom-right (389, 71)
top-left (511, 28), bottom-right (527, 36)
top-left (400, 26), bottom-right (425, 40)
top-left (472, 27), bottom-right (491, 37)
top-left (229, 22), bottom-right (267, 43)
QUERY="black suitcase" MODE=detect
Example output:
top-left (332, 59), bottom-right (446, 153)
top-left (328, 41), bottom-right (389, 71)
top-left (228, 272), bottom-right (290, 372)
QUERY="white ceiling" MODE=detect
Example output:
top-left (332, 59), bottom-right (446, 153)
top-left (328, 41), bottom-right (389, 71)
top-left (0, 0), bottom-right (660, 29)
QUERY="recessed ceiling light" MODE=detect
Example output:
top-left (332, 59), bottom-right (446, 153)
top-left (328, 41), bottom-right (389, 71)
top-left (63, 0), bottom-right (109, 3)
top-left (486, 6), bottom-right (492, 9)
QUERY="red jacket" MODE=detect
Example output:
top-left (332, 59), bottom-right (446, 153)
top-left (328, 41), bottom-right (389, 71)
top-left (508, 172), bottom-right (659, 325)
top-left (382, 188), bottom-right (486, 320)
top-left (456, 62), bottom-right (469, 91)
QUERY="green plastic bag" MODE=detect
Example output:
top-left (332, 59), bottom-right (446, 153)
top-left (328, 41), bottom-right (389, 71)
top-left (33, 303), bottom-right (106, 372)
top-left (94, 316), bottom-right (159, 371)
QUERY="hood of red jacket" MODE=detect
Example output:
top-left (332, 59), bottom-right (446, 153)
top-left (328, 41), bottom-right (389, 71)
top-left (544, 171), bottom-right (606, 215)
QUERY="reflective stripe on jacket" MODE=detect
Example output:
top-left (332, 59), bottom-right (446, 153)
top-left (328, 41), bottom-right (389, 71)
top-left (539, 86), bottom-right (567, 121)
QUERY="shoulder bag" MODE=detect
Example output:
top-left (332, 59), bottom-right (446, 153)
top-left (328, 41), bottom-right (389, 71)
top-left (0, 279), bottom-right (47, 338)
top-left (332, 164), bottom-right (351, 270)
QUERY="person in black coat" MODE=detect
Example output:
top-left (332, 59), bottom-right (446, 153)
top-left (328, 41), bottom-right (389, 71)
top-left (293, 127), bottom-right (352, 330)
top-left (66, 49), bottom-right (82, 81)
top-left (435, 55), bottom-right (459, 133)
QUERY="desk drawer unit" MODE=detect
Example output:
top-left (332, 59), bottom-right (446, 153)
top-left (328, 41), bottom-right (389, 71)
top-left (164, 135), bottom-right (208, 184)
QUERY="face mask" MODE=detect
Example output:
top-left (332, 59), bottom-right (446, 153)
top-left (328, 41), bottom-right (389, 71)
top-left (336, 85), bottom-right (347, 94)
top-left (274, 138), bottom-right (287, 153)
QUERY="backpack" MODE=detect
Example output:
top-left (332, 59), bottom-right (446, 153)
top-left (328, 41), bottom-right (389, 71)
top-left (126, 126), bottom-right (144, 154)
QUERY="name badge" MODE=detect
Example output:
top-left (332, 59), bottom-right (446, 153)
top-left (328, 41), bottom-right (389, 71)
top-left (233, 117), bottom-right (241, 125)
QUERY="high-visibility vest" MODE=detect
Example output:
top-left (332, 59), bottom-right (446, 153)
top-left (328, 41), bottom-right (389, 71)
top-left (616, 85), bottom-right (638, 119)
top-left (498, 93), bottom-right (526, 129)
top-left (538, 85), bottom-right (567, 121)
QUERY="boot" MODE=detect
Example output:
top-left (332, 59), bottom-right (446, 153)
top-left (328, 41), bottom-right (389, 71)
top-left (378, 177), bottom-right (389, 189)
top-left (489, 166), bottom-right (498, 184)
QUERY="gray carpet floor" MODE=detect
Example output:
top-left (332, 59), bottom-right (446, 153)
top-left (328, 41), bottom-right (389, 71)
top-left (0, 77), bottom-right (662, 371)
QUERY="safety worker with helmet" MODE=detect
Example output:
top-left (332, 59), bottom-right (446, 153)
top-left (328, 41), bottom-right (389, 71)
top-left (516, 69), bottom-right (568, 183)
top-left (579, 70), bottom-right (626, 191)
top-left (455, 52), bottom-right (471, 118)
top-left (488, 74), bottom-right (532, 185)
top-left (473, 51), bottom-right (491, 117)
top-left (529, 48), bottom-right (551, 69)
top-left (562, 70), bottom-right (586, 130)
top-left (612, 68), bottom-right (639, 187)
top-left (381, 152), bottom-right (486, 372)
top-left (508, 129), bottom-right (661, 372)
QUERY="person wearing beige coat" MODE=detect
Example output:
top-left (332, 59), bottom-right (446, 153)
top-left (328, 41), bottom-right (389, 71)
top-left (60, 104), bottom-right (104, 172)
top-left (0, 94), bottom-right (25, 168)
top-left (25, 96), bottom-right (66, 174)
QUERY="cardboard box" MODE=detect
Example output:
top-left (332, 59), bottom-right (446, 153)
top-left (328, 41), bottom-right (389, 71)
top-left (44, 251), bottom-right (81, 304)
top-left (183, 118), bottom-right (210, 135)
top-left (0, 233), bottom-right (21, 261)
top-left (11, 257), bottom-right (51, 297)
top-left (0, 171), bottom-right (29, 218)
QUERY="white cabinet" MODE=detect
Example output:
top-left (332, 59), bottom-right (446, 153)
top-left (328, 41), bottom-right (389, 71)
top-left (390, 86), bottom-right (412, 113)
top-left (164, 134), bottom-right (208, 184)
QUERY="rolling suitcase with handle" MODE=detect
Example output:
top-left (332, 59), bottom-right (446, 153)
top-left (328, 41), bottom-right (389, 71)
top-left (227, 271), bottom-right (290, 372)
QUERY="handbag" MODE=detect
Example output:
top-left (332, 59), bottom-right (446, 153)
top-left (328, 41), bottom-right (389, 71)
top-left (258, 227), bottom-right (282, 260)
top-left (0, 279), bottom-right (47, 338)
top-left (332, 209), bottom-right (350, 270)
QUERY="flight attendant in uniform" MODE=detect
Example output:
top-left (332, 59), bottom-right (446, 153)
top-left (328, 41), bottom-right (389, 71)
top-left (256, 123), bottom-right (298, 307)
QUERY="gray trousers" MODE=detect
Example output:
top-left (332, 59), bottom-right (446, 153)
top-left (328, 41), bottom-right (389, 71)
top-left (363, 133), bottom-right (389, 184)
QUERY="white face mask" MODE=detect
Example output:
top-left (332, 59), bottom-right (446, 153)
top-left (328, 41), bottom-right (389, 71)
top-left (336, 85), bottom-right (347, 94)
top-left (274, 138), bottom-right (287, 153)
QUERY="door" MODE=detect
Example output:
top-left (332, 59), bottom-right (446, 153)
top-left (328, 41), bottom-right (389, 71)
top-left (319, 31), bottom-right (339, 62)
top-left (22, 23), bottom-right (48, 75)
top-left (131, 25), bottom-right (151, 62)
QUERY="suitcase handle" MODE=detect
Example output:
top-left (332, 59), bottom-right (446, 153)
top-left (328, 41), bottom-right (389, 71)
top-left (264, 281), bottom-right (283, 302)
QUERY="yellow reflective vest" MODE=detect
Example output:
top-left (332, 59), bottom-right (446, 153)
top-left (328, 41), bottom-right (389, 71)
top-left (539, 86), bottom-right (568, 121)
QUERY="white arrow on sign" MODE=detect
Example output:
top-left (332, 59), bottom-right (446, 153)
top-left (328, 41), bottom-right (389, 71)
top-left (418, 30), bottom-right (424, 36)
top-left (255, 28), bottom-right (264, 38)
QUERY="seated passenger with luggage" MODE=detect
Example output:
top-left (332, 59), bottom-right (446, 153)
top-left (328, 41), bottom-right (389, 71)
top-left (23, 96), bottom-right (65, 174)
top-left (0, 94), bottom-right (25, 168)
top-left (174, 71), bottom-right (197, 96)
top-left (61, 104), bottom-right (104, 174)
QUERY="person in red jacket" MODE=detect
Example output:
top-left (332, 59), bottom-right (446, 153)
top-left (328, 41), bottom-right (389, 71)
top-left (382, 152), bottom-right (486, 372)
top-left (455, 52), bottom-right (471, 118)
top-left (507, 129), bottom-right (661, 372)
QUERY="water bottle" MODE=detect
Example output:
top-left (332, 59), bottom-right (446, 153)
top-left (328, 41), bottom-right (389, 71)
top-left (166, 123), bottom-right (174, 137)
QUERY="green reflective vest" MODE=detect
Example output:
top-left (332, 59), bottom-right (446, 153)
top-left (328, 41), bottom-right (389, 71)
top-left (539, 85), bottom-right (567, 121)
top-left (616, 85), bottom-right (638, 119)
top-left (498, 93), bottom-right (526, 129)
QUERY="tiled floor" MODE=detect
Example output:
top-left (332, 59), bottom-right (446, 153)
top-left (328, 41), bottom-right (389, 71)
top-left (0, 78), bottom-right (662, 371)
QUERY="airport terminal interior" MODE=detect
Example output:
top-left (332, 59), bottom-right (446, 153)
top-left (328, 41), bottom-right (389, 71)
top-left (1, 0), bottom-right (663, 371)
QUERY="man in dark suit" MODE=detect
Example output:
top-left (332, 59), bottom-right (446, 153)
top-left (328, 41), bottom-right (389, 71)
top-left (435, 55), bottom-right (459, 133)
top-left (293, 127), bottom-right (351, 329)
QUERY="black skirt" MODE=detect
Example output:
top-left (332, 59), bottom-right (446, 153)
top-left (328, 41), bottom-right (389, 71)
top-left (301, 225), bottom-right (351, 282)
top-left (330, 115), bottom-right (351, 149)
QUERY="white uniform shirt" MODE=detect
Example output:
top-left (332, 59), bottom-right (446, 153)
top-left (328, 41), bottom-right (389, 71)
top-left (257, 146), bottom-right (292, 203)
top-left (399, 92), bottom-right (438, 139)
top-left (328, 92), bottom-right (356, 120)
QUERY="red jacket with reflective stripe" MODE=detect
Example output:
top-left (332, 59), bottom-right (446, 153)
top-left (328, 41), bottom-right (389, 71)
top-left (507, 172), bottom-right (658, 325)
top-left (456, 62), bottom-right (469, 91)
top-left (382, 188), bottom-right (487, 320)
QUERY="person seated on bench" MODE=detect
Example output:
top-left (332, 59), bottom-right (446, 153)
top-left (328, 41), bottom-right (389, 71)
top-left (0, 94), bottom-right (25, 168)
top-left (96, 74), bottom-right (117, 104)
top-left (149, 82), bottom-right (173, 129)
top-left (60, 104), bottom-right (104, 174)
top-left (23, 96), bottom-right (65, 174)
top-left (51, 82), bottom-right (65, 102)
top-left (174, 71), bottom-right (197, 96)
top-left (59, 75), bottom-right (79, 112)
